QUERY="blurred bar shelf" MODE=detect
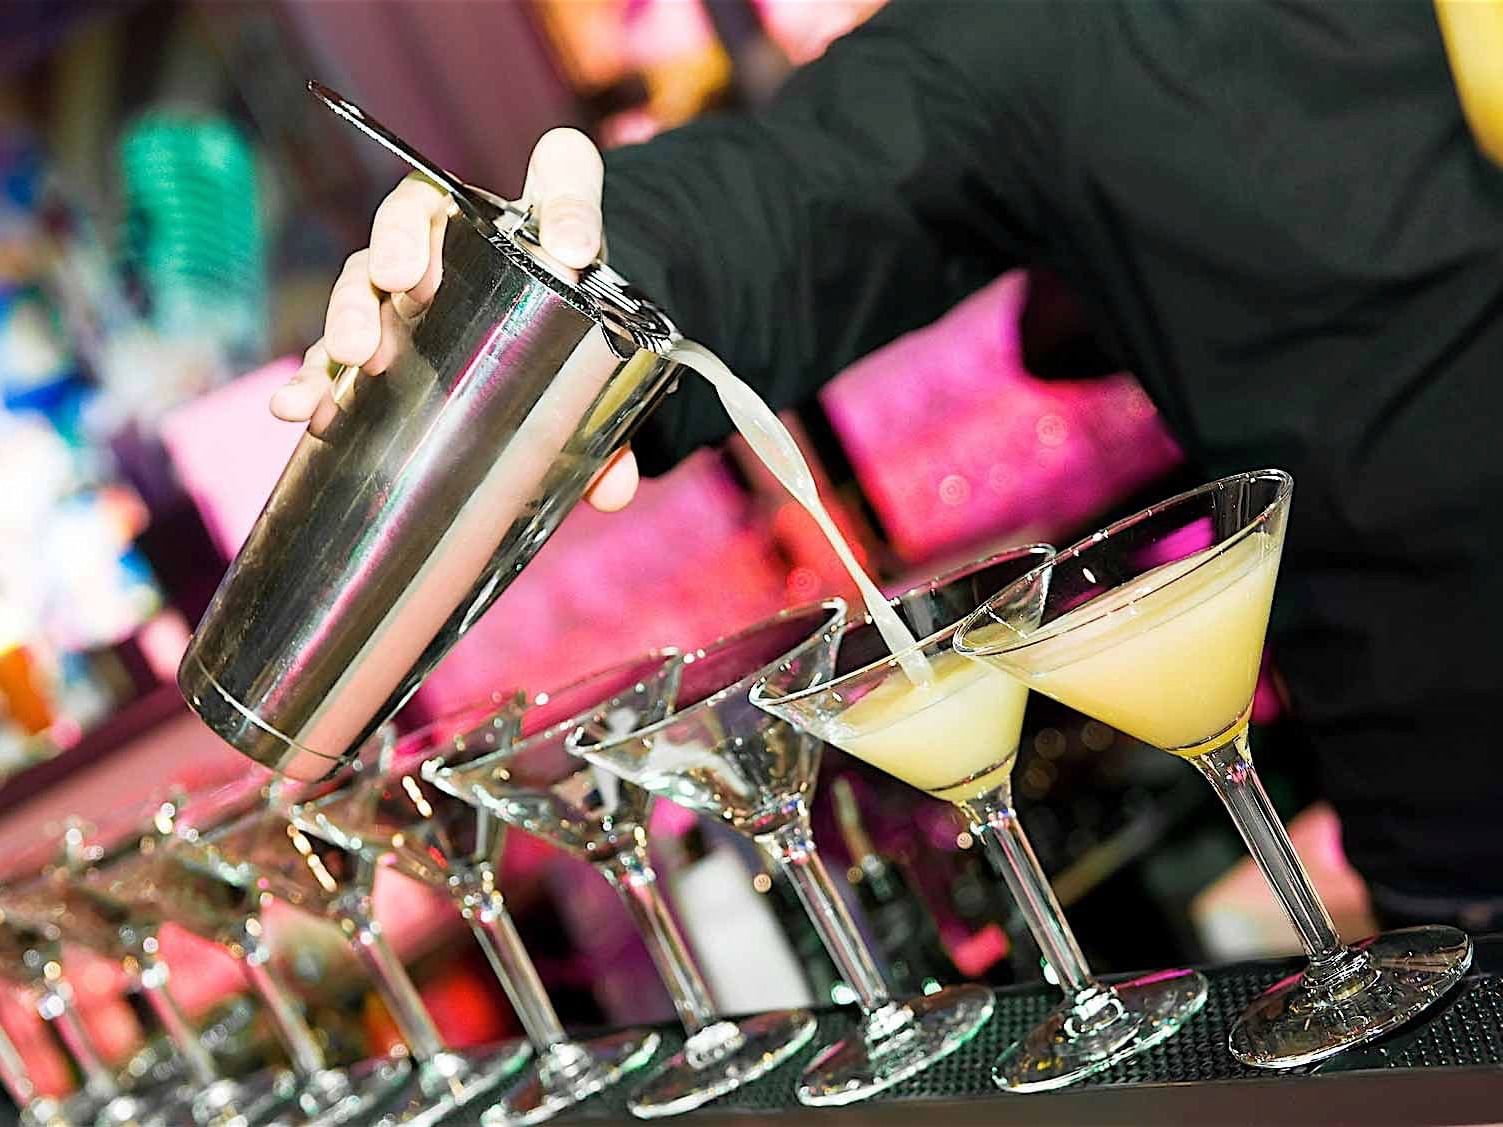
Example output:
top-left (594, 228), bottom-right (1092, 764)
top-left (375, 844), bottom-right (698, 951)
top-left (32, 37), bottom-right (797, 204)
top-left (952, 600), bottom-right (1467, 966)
top-left (0, 684), bottom-right (190, 817)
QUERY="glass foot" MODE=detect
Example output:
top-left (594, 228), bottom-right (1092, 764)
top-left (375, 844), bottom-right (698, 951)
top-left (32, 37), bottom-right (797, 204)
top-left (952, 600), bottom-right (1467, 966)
top-left (96, 1089), bottom-right (174, 1127)
top-left (797, 985), bottom-right (994, 1107)
top-left (194, 1069), bottom-right (300, 1124)
top-left (993, 968), bottom-right (1208, 1092)
top-left (304, 1041), bottom-right (529, 1127)
top-left (261, 1057), bottom-right (414, 1126)
top-left (1231, 925), bottom-right (1472, 1069)
top-left (481, 1028), bottom-right (660, 1126)
top-left (629, 1010), bottom-right (818, 1118)
top-left (95, 1071), bottom-right (298, 1127)
top-left (27, 1089), bottom-right (113, 1127)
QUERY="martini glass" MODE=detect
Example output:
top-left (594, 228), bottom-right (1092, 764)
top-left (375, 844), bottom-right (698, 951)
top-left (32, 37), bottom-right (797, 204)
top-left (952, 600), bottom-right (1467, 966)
top-left (192, 784), bottom-right (527, 1127)
top-left (286, 705), bottom-right (659, 1126)
top-left (131, 779), bottom-right (417, 1124)
top-left (0, 1000), bottom-right (92, 1127)
top-left (955, 469), bottom-right (1472, 1069)
top-left (425, 652), bottom-right (819, 1119)
top-left (753, 547), bottom-right (1208, 1091)
top-left (0, 894), bottom-right (131, 1124)
top-left (51, 795), bottom-right (331, 1127)
top-left (571, 601), bottom-right (996, 1107)
top-left (0, 1005), bottom-right (50, 1127)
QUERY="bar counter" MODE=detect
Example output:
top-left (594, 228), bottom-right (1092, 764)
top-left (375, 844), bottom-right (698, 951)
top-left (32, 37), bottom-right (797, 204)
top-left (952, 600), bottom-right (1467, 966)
top-left (448, 935), bottom-right (1503, 1126)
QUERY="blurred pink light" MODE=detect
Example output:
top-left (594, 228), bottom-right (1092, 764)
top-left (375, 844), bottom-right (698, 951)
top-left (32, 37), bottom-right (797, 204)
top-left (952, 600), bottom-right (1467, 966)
top-left (822, 272), bottom-right (1183, 564)
top-left (159, 358), bottom-right (303, 558)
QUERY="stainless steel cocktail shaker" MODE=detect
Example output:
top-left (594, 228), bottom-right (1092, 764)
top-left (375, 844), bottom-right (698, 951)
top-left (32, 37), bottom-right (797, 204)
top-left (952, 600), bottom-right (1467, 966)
top-left (178, 85), bottom-right (681, 781)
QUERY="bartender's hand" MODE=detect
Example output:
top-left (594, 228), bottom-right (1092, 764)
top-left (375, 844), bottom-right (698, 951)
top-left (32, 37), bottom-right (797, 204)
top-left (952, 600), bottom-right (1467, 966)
top-left (271, 128), bottom-right (641, 513)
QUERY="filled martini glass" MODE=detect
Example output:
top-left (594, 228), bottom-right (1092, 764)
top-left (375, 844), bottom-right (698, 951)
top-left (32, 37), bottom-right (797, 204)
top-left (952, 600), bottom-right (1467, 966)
top-left (285, 703), bottom-right (660, 1126)
top-left (753, 546), bottom-right (1207, 1091)
top-left (954, 469), bottom-right (1472, 1068)
top-left (424, 652), bottom-right (818, 1119)
top-left (571, 601), bottom-right (996, 1107)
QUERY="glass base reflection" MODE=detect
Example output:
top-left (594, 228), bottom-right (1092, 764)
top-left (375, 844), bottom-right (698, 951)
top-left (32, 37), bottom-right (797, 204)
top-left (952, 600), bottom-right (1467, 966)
top-left (481, 1028), bottom-right (659, 1126)
top-left (797, 984), bottom-right (994, 1107)
top-left (99, 1068), bottom-right (300, 1127)
top-left (305, 1041), bottom-right (529, 1127)
top-left (993, 967), bottom-right (1208, 1092)
top-left (260, 1057), bottom-right (414, 1126)
top-left (1231, 925), bottom-right (1471, 1069)
top-left (628, 1010), bottom-right (817, 1118)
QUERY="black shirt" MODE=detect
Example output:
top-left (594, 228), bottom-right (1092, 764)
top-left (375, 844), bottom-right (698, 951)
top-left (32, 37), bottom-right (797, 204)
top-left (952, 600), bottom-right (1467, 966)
top-left (603, 0), bottom-right (1503, 908)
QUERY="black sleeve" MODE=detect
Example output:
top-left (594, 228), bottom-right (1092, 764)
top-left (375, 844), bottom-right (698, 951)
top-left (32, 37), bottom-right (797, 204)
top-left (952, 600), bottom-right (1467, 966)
top-left (602, 0), bottom-right (1062, 473)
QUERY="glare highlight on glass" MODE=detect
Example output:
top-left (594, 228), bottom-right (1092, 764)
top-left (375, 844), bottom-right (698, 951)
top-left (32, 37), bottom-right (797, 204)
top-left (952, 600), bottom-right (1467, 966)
top-left (956, 470), bottom-right (1472, 1069)
top-left (571, 601), bottom-right (996, 1107)
top-left (754, 547), bottom-right (1206, 1091)
top-left (425, 652), bottom-right (818, 1119)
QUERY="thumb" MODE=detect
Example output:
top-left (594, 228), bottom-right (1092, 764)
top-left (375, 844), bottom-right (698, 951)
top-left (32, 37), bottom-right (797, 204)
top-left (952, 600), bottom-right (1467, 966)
top-left (524, 128), bottom-right (605, 271)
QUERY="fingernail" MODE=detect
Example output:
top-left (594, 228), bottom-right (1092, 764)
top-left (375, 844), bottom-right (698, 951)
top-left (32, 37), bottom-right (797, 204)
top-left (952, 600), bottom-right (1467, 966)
top-left (550, 221), bottom-right (594, 264)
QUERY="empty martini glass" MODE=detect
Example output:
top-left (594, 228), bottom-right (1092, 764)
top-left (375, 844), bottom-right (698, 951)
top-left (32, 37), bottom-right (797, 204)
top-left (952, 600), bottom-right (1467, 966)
top-left (955, 469), bottom-right (1472, 1069)
top-left (571, 601), bottom-right (996, 1107)
top-left (15, 813), bottom-right (281, 1127)
top-left (0, 998), bottom-right (93, 1127)
top-left (177, 795), bottom-right (499, 1127)
top-left (425, 652), bottom-right (819, 1119)
top-left (752, 546), bottom-right (1207, 1091)
top-left (0, 890), bottom-right (131, 1124)
top-left (0, 1004), bottom-right (54, 1127)
top-left (287, 705), bottom-right (659, 1126)
top-left (143, 780), bottom-right (416, 1123)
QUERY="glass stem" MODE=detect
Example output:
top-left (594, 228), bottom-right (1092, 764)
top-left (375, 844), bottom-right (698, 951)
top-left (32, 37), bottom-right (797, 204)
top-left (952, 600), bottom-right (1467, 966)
top-left (335, 895), bottom-right (445, 1062)
top-left (1193, 731), bottom-right (1346, 968)
top-left (231, 917), bottom-right (326, 1077)
top-left (35, 983), bottom-right (118, 1100)
top-left (0, 1010), bottom-right (36, 1110)
top-left (137, 955), bottom-right (218, 1087)
top-left (964, 788), bottom-right (1097, 999)
top-left (454, 861), bottom-right (571, 1054)
top-left (760, 812), bottom-right (892, 1016)
top-left (599, 844), bottom-right (717, 1036)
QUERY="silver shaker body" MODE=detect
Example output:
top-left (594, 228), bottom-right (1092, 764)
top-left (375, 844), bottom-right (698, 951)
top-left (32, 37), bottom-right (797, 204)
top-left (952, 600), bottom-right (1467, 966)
top-left (179, 190), bottom-right (680, 780)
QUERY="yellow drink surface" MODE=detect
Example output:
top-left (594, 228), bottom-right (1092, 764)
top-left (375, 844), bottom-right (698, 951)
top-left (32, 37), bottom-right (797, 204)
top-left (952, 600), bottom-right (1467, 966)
top-left (832, 651), bottom-right (1028, 803)
top-left (1003, 532), bottom-right (1280, 756)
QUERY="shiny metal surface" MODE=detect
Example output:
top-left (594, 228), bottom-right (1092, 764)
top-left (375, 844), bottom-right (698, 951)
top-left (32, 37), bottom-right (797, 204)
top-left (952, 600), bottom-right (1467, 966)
top-left (179, 86), bottom-right (681, 781)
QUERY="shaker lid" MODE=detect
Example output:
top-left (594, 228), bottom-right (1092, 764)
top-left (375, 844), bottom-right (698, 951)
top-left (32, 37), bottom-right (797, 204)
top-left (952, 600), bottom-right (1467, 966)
top-left (309, 81), bottom-right (679, 359)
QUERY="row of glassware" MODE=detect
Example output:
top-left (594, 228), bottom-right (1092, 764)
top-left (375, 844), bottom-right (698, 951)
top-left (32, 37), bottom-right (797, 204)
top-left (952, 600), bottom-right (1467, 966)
top-left (0, 469), bottom-right (1471, 1126)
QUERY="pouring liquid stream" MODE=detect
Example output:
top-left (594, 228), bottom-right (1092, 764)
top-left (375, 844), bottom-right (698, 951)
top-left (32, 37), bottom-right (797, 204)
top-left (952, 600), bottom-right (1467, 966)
top-left (668, 340), bottom-right (933, 686)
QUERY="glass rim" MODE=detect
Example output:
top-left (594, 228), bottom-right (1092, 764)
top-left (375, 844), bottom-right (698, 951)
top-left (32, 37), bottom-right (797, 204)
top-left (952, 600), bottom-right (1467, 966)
top-left (425, 648), bottom-right (684, 786)
top-left (749, 544), bottom-right (1055, 712)
top-left (953, 469), bottom-right (1292, 660)
top-left (568, 598), bottom-right (847, 754)
top-left (282, 682), bottom-right (541, 805)
top-left (54, 773), bottom-right (271, 861)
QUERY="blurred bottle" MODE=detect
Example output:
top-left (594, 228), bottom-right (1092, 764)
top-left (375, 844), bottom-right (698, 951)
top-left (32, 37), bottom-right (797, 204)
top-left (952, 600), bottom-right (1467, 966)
top-left (658, 822), bottom-right (819, 1015)
top-left (120, 113), bottom-right (266, 368)
top-left (832, 777), bottom-right (961, 996)
top-left (0, 617), bottom-right (52, 738)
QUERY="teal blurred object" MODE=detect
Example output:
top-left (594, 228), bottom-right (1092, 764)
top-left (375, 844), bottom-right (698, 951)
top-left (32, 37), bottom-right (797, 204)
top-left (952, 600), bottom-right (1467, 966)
top-left (120, 113), bottom-right (266, 359)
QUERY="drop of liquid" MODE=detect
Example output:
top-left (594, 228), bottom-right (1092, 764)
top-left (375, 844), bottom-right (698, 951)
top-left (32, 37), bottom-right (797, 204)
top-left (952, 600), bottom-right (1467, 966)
top-left (669, 340), bottom-right (933, 686)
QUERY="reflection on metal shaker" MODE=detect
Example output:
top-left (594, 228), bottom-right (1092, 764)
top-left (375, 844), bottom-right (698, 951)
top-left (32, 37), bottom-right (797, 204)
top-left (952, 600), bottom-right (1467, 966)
top-left (178, 86), bottom-right (681, 780)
